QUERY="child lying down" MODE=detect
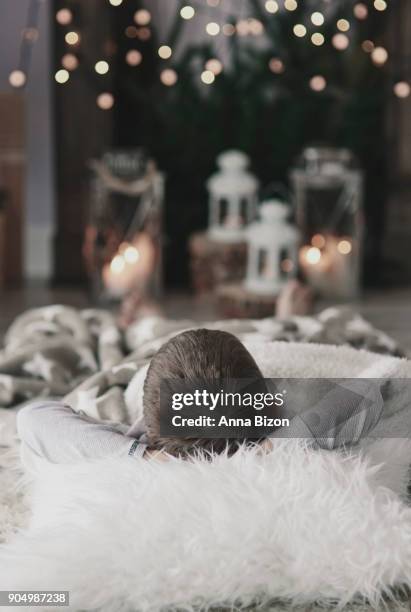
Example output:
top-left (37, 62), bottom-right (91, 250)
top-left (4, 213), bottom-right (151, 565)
top-left (17, 327), bottom-right (409, 471)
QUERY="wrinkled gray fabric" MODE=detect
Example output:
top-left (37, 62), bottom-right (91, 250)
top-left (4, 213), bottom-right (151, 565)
top-left (0, 305), bottom-right (403, 415)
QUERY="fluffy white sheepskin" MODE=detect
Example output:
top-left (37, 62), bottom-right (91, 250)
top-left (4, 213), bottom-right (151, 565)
top-left (1, 440), bottom-right (411, 612)
top-left (1, 341), bottom-right (411, 611)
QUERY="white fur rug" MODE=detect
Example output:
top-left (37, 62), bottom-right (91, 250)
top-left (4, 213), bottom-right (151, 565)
top-left (1, 340), bottom-right (411, 611)
top-left (1, 442), bottom-right (411, 612)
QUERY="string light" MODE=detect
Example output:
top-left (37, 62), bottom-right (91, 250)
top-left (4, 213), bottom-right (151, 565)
top-left (205, 58), bottom-right (223, 75)
top-left (134, 9), bottom-right (151, 26)
top-left (222, 23), bottom-right (235, 36)
top-left (51, 0), bottom-right (400, 103)
top-left (337, 240), bottom-right (352, 255)
top-left (65, 31), bottom-right (80, 45)
top-left (311, 32), bottom-right (325, 46)
top-left (332, 33), bottom-right (349, 50)
top-left (394, 81), bottom-right (411, 98)
top-left (249, 19), bottom-right (263, 35)
top-left (125, 26), bottom-right (138, 38)
top-left (371, 46), bottom-right (388, 65)
top-left (97, 93), bottom-right (114, 109)
top-left (56, 9), bottom-right (72, 25)
top-left (61, 53), bottom-right (78, 70)
top-left (269, 58), bottom-right (285, 74)
top-left (95, 60), bottom-right (109, 74)
top-left (310, 75), bottom-right (326, 91)
top-left (180, 6), bottom-right (195, 20)
top-left (158, 45), bottom-right (172, 59)
top-left (337, 19), bottom-right (350, 32)
top-left (137, 28), bottom-right (151, 40)
top-left (374, 0), bottom-right (387, 10)
top-left (284, 0), bottom-right (298, 11)
top-left (265, 0), bottom-right (279, 14)
top-left (236, 20), bottom-right (249, 36)
top-left (9, 70), bottom-right (26, 88)
top-left (160, 68), bottom-right (177, 86)
top-left (353, 3), bottom-right (368, 19)
top-left (293, 24), bottom-right (307, 37)
top-left (55, 69), bottom-right (70, 84)
top-left (311, 12), bottom-right (324, 26)
top-left (201, 70), bottom-right (215, 84)
top-left (362, 40), bottom-right (374, 53)
top-left (206, 22), bottom-right (220, 36)
top-left (126, 50), bottom-right (142, 66)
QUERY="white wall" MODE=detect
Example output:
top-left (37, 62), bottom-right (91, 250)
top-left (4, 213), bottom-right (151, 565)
top-left (0, 0), bottom-right (55, 281)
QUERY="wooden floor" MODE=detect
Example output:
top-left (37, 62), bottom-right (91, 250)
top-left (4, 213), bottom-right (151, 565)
top-left (0, 284), bottom-right (411, 351)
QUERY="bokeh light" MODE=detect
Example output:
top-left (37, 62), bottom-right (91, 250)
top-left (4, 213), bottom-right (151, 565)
top-left (206, 22), bottom-right (220, 36)
top-left (269, 58), bottom-right (285, 74)
top-left (61, 53), bottom-right (78, 70)
top-left (65, 31), bottom-right (80, 45)
top-left (97, 93), bottom-right (114, 109)
top-left (310, 75), bottom-right (326, 91)
top-left (126, 50), bottom-right (142, 66)
top-left (311, 32), bottom-right (325, 46)
top-left (180, 6), bottom-right (195, 19)
top-left (134, 9), bottom-right (151, 25)
top-left (158, 45), bottom-right (172, 59)
top-left (332, 33), bottom-right (349, 50)
top-left (371, 46), bottom-right (388, 65)
top-left (95, 60), bottom-right (109, 75)
top-left (293, 24), bottom-right (307, 37)
top-left (265, 0), bottom-right (279, 13)
top-left (55, 69), bottom-right (70, 84)
top-left (394, 81), bottom-right (411, 98)
top-left (201, 70), bottom-right (215, 84)
top-left (311, 12), bottom-right (324, 26)
top-left (56, 9), bottom-right (72, 25)
top-left (9, 70), bottom-right (26, 88)
top-left (160, 68), bottom-right (178, 86)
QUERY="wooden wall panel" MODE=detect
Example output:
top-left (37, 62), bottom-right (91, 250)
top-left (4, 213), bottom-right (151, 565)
top-left (0, 93), bottom-right (26, 284)
top-left (53, 0), bottom-right (112, 283)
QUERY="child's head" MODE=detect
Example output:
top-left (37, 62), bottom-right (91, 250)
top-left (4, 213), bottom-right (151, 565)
top-left (143, 329), bottom-right (264, 457)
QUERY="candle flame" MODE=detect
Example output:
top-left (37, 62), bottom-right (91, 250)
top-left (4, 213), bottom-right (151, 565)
top-left (306, 247), bottom-right (321, 265)
top-left (110, 255), bottom-right (125, 274)
top-left (337, 240), bottom-right (352, 255)
top-left (124, 246), bottom-right (140, 264)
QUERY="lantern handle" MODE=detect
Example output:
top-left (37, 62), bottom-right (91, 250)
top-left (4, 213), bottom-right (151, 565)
top-left (260, 181), bottom-right (291, 203)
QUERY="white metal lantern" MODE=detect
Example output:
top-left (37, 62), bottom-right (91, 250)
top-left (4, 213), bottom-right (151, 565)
top-left (245, 200), bottom-right (299, 296)
top-left (290, 147), bottom-right (364, 299)
top-left (207, 150), bottom-right (258, 243)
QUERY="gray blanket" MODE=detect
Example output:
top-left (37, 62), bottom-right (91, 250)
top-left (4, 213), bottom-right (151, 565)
top-left (0, 305), bottom-right (404, 421)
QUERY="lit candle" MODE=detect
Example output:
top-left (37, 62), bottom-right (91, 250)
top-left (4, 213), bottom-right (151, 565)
top-left (299, 235), bottom-right (355, 298)
top-left (102, 234), bottom-right (155, 297)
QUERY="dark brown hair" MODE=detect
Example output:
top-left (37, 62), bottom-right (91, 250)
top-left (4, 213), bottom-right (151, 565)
top-left (143, 329), bottom-right (264, 457)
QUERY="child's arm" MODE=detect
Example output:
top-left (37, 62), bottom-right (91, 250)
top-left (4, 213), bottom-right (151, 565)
top-left (272, 380), bottom-right (384, 450)
top-left (17, 400), bottom-right (147, 465)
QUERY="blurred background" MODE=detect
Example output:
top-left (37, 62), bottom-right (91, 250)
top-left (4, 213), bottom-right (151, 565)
top-left (0, 0), bottom-right (410, 343)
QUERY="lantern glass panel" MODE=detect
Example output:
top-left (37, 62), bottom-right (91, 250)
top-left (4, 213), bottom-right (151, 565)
top-left (219, 198), bottom-right (229, 225)
top-left (85, 148), bottom-right (164, 302)
top-left (290, 147), bottom-right (364, 299)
